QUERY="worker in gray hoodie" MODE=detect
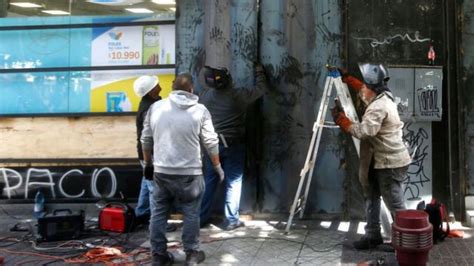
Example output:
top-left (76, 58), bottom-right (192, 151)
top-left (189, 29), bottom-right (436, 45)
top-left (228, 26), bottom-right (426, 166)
top-left (141, 73), bottom-right (224, 266)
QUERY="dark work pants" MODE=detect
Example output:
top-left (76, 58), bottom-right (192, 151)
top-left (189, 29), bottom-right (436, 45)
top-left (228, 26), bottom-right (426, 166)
top-left (365, 165), bottom-right (409, 238)
top-left (149, 173), bottom-right (204, 256)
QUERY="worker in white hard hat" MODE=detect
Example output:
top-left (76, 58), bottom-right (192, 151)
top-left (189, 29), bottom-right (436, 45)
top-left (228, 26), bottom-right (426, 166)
top-left (133, 75), bottom-right (176, 232)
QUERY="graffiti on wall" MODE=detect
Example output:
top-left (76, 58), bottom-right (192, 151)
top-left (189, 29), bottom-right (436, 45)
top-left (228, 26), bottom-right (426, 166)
top-left (352, 31), bottom-right (431, 48)
top-left (415, 68), bottom-right (443, 121)
top-left (0, 167), bottom-right (140, 200)
top-left (417, 86), bottom-right (440, 118)
top-left (402, 122), bottom-right (431, 201)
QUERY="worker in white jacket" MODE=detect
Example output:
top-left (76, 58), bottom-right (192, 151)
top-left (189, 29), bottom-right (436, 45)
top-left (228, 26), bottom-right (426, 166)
top-left (141, 73), bottom-right (224, 265)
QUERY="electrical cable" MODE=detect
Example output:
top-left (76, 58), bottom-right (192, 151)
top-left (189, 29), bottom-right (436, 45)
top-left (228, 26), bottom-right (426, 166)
top-left (0, 245), bottom-right (147, 265)
top-left (0, 237), bottom-right (21, 248)
top-left (0, 210), bottom-right (141, 264)
top-left (0, 248), bottom-right (67, 262)
top-left (2, 214), bottom-right (345, 264)
top-left (30, 240), bottom-right (87, 251)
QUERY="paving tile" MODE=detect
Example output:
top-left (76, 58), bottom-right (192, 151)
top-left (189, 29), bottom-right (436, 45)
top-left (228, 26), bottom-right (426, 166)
top-left (298, 260), bottom-right (342, 266)
top-left (3, 214), bottom-right (474, 266)
top-left (263, 229), bottom-right (309, 242)
top-left (297, 254), bottom-right (342, 265)
top-left (457, 242), bottom-right (471, 256)
top-left (304, 229), bottom-right (346, 244)
top-left (205, 238), bottom-right (264, 265)
top-left (340, 247), bottom-right (396, 265)
top-left (252, 259), bottom-right (295, 266)
top-left (200, 238), bottom-right (225, 257)
top-left (429, 251), bottom-right (442, 261)
top-left (252, 239), bottom-right (302, 264)
top-left (439, 258), bottom-right (456, 265)
top-left (465, 258), bottom-right (474, 265)
top-left (453, 257), bottom-right (468, 265)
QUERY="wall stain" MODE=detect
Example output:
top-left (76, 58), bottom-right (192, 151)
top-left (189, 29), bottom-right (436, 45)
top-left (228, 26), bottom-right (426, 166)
top-left (209, 26), bottom-right (231, 50)
top-left (265, 53), bottom-right (304, 94)
top-left (190, 11), bottom-right (205, 39)
top-left (232, 23), bottom-right (257, 65)
top-left (267, 30), bottom-right (287, 47)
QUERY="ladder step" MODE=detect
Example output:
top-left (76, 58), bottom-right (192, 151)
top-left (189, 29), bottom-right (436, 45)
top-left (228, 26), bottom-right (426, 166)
top-left (286, 74), bottom-right (360, 234)
top-left (294, 206), bottom-right (302, 215)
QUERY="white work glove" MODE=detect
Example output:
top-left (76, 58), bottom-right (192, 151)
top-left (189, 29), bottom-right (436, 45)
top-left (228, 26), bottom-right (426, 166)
top-left (214, 163), bottom-right (225, 182)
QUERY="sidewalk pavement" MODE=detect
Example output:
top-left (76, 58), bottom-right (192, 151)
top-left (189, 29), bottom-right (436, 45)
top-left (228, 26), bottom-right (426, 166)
top-left (1, 212), bottom-right (473, 265)
top-left (147, 219), bottom-right (474, 265)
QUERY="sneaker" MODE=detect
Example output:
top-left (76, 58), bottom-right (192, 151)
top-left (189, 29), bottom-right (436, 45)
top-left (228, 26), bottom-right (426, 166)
top-left (152, 252), bottom-right (174, 266)
top-left (224, 221), bottom-right (245, 231)
top-left (166, 223), bottom-right (177, 232)
top-left (185, 250), bottom-right (205, 265)
top-left (353, 236), bottom-right (383, 250)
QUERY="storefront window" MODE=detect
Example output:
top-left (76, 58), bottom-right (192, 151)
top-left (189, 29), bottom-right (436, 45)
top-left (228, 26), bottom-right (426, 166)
top-left (0, 0), bottom-right (176, 115)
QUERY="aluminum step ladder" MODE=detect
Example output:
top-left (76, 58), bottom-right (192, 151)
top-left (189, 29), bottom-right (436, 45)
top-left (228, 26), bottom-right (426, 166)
top-left (285, 67), bottom-right (392, 236)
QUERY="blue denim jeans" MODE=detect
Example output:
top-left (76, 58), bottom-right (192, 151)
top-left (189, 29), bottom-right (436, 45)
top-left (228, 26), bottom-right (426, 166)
top-left (135, 177), bottom-right (154, 217)
top-left (365, 165), bottom-right (408, 238)
top-left (150, 173), bottom-right (204, 256)
top-left (200, 143), bottom-right (245, 225)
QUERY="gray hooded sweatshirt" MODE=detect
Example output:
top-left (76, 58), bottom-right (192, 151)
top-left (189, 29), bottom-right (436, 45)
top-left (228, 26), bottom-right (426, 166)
top-left (141, 90), bottom-right (219, 175)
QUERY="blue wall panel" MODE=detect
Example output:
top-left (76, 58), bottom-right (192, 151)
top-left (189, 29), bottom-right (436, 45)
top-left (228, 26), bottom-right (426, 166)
top-left (259, 0), bottom-right (344, 213)
top-left (177, 0), bottom-right (345, 214)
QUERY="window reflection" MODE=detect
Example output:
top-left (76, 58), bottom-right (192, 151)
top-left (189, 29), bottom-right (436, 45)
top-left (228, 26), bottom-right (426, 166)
top-left (0, 24), bottom-right (175, 69)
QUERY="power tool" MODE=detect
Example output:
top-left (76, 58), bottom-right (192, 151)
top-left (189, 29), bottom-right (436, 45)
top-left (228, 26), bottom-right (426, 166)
top-left (36, 209), bottom-right (84, 242)
top-left (98, 202), bottom-right (135, 233)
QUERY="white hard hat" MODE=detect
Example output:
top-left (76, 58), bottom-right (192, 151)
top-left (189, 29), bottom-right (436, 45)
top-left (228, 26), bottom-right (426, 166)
top-left (133, 75), bottom-right (159, 97)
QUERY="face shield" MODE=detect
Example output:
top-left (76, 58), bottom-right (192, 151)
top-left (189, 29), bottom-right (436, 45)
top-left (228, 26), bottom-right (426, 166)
top-left (358, 63), bottom-right (390, 90)
top-left (202, 66), bottom-right (231, 89)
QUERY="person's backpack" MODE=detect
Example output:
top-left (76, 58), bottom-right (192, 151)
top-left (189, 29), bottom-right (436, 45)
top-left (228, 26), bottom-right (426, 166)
top-left (416, 198), bottom-right (450, 244)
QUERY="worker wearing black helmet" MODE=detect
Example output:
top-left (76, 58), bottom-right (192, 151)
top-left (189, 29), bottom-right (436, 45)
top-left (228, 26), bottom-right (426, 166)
top-left (198, 64), bottom-right (268, 230)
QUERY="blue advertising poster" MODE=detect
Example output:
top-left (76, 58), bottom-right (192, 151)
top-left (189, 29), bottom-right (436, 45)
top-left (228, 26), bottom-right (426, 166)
top-left (0, 16), bottom-right (175, 115)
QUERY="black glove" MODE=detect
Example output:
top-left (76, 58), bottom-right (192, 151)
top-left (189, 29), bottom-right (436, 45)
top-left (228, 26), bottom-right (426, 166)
top-left (331, 107), bottom-right (340, 122)
top-left (255, 62), bottom-right (265, 74)
top-left (143, 164), bottom-right (154, 180)
top-left (331, 99), bottom-right (343, 122)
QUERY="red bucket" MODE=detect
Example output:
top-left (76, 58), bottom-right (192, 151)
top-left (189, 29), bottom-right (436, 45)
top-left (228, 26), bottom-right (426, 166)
top-left (392, 210), bottom-right (433, 266)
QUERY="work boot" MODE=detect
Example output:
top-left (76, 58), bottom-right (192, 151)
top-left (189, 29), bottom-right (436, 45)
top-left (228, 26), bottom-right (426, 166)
top-left (185, 250), bottom-right (205, 265)
top-left (353, 235), bottom-right (384, 250)
top-left (166, 223), bottom-right (177, 232)
top-left (152, 252), bottom-right (174, 266)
